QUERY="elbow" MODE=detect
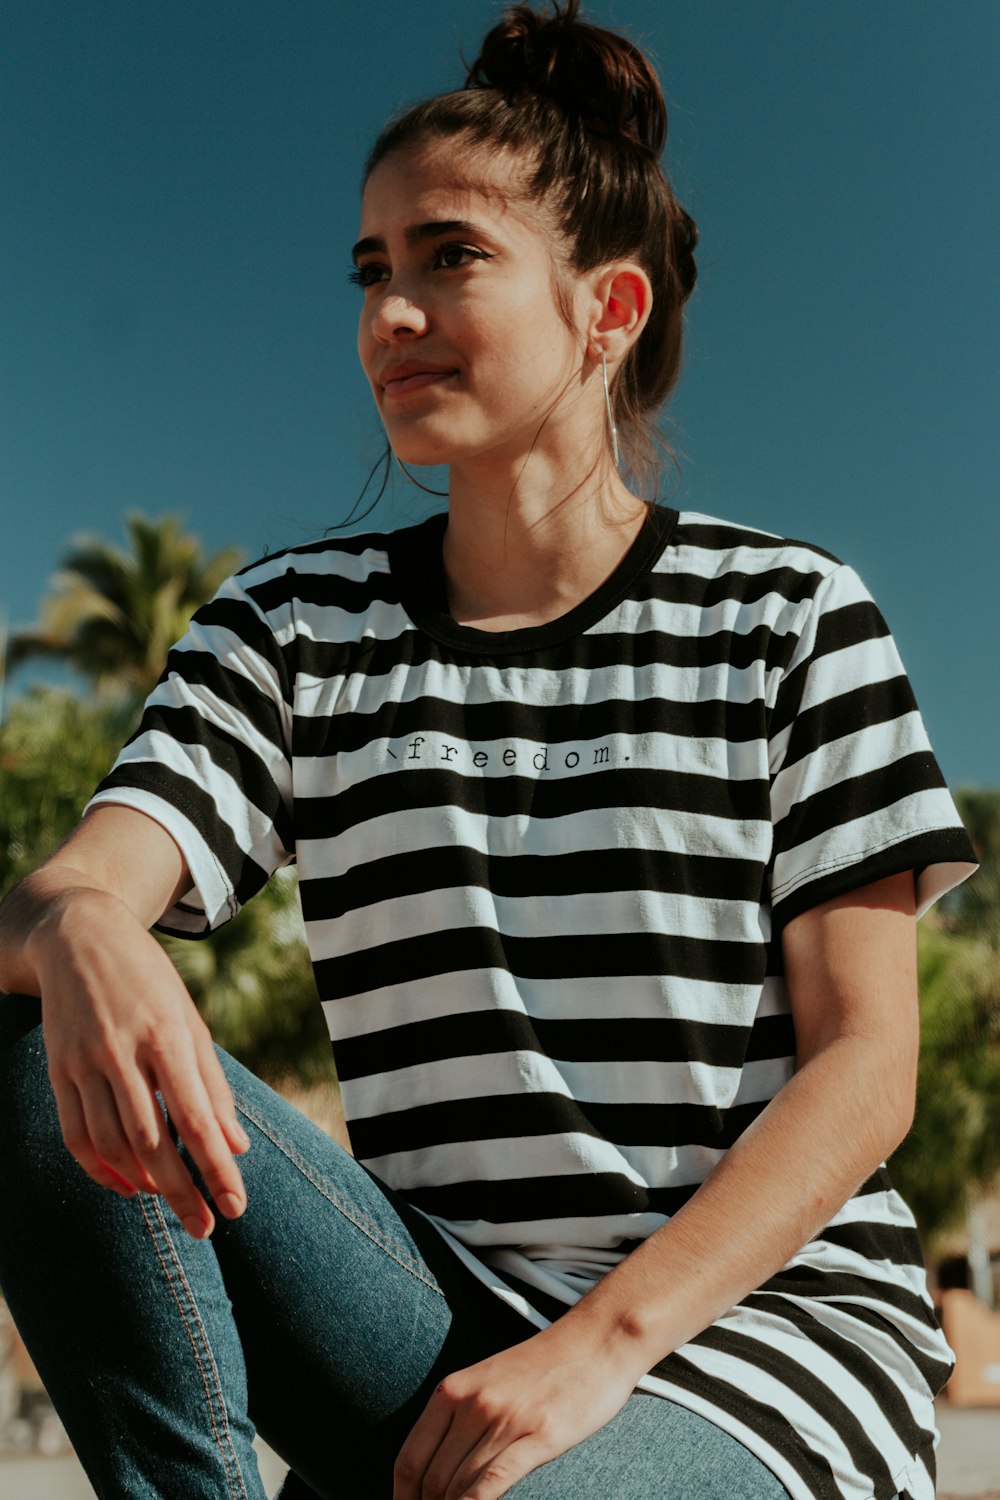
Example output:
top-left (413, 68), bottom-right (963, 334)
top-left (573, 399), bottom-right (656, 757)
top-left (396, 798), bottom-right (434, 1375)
top-left (877, 1054), bottom-right (918, 1160)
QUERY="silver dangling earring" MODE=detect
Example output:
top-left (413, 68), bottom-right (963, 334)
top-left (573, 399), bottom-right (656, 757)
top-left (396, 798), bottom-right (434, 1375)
top-left (601, 351), bottom-right (620, 470)
top-left (391, 449), bottom-right (449, 498)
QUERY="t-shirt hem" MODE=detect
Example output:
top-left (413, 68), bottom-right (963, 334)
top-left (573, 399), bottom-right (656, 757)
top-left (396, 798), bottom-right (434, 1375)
top-left (416, 1212), bottom-right (845, 1500)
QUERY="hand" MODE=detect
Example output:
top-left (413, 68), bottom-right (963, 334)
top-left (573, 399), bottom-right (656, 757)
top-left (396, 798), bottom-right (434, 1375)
top-left (392, 1320), bottom-right (637, 1500)
top-left (30, 887), bottom-right (250, 1238)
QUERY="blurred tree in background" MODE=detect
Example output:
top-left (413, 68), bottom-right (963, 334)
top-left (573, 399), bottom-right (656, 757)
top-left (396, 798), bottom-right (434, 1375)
top-left (0, 514), bottom-right (329, 1089)
top-left (889, 788), bottom-right (1000, 1273)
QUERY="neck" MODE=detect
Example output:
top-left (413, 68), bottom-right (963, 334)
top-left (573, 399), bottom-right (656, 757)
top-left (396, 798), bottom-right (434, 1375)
top-left (441, 452), bottom-right (648, 631)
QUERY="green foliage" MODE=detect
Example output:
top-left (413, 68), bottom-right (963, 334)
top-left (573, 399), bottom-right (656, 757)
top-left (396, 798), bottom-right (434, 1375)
top-left (889, 788), bottom-right (1000, 1246)
top-left (0, 688), bottom-right (130, 895)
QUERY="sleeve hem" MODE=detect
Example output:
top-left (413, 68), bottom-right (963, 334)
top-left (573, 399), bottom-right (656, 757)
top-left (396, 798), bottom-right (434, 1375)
top-left (770, 827), bottom-right (978, 935)
top-left (85, 788), bottom-right (239, 938)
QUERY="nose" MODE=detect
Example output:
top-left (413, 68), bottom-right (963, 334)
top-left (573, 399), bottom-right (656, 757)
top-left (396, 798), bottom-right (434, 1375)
top-left (369, 289), bottom-right (429, 343)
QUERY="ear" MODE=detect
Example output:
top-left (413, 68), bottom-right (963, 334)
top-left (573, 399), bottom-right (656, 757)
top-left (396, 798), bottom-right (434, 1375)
top-left (588, 263), bottom-right (652, 366)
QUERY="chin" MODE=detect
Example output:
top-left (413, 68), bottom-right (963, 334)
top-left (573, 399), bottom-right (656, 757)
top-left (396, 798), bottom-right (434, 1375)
top-left (382, 422), bottom-right (459, 470)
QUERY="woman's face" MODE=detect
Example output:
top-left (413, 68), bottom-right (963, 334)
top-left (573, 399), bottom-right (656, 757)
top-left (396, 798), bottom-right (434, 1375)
top-left (354, 142), bottom-right (596, 473)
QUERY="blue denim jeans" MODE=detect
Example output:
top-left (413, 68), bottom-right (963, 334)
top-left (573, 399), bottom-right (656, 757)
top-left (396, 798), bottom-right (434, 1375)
top-left (0, 994), bottom-right (796, 1499)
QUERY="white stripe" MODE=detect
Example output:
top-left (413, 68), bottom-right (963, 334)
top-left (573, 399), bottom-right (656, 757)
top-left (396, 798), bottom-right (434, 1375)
top-left (306, 886), bottom-right (762, 956)
top-left (325, 971), bottom-right (785, 1039)
top-left (361, 1132), bottom-right (650, 1191)
top-left (299, 804), bottom-right (772, 876)
top-left (340, 1050), bottom-right (743, 1113)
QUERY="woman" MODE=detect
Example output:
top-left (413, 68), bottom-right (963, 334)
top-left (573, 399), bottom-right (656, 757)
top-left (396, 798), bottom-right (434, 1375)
top-left (0, 5), bottom-right (978, 1499)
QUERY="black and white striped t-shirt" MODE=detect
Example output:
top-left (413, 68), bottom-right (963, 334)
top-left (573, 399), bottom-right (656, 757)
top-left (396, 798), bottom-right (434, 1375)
top-left (91, 507), bottom-right (977, 1500)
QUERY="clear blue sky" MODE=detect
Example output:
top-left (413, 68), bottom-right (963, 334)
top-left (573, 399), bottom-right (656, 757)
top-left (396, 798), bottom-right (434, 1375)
top-left (2, 0), bottom-right (997, 787)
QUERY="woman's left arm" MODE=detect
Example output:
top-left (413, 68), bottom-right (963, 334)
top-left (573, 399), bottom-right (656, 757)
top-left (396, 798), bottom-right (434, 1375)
top-left (392, 871), bottom-right (919, 1500)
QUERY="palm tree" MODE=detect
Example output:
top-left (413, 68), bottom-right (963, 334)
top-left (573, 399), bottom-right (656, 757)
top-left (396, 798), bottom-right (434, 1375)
top-left (7, 512), bottom-right (242, 703)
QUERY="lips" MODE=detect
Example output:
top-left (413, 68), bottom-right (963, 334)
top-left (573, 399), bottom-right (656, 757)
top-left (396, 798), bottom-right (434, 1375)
top-left (379, 361), bottom-right (458, 398)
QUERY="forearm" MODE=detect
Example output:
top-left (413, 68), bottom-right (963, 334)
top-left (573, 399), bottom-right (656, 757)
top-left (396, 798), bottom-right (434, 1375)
top-left (0, 805), bottom-right (248, 1230)
top-left (0, 805), bottom-right (188, 996)
top-left (0, 868), bottom-right (115, 996)
top-left (554, 1032), bottom-right (912, 1383)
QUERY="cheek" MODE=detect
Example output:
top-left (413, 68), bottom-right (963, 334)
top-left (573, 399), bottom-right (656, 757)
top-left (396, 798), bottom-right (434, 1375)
top-left (356, 311), bottom-right (376, 380)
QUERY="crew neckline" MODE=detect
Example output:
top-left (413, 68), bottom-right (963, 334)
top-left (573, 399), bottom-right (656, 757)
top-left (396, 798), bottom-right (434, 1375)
top-left (386, 504), bottom-right (678, 656)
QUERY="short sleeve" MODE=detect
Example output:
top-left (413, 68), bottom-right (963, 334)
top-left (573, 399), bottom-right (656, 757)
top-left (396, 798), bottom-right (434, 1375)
top-left (767, 563), bottom-right (977, 930)
top-left (86, 574), bottom-right (295, 937)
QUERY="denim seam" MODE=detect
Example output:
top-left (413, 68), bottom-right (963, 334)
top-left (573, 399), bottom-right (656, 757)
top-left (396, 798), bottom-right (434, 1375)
top-left (232, 1086), bottom-right (444, 1297)
top-left (139, 1194), bottom-right (251, 1500)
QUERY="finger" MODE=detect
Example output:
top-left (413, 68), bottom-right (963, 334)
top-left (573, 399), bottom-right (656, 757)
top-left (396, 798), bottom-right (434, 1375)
top-left (151, 1046), bottom-right (247, 1227)
top-left (393, 1389), bottom-right (458, 1500)
top-left (193, 1029), bottom-right (251, 1159)
top-left (460, 1436), bottom-right (545, 1500)
top-left (111, 1064), bottom-right (209, 1208)
top-left (74, 1073), bottom-right (164, 1197)
top-left (52, 1077), bottom-right (139, 1197)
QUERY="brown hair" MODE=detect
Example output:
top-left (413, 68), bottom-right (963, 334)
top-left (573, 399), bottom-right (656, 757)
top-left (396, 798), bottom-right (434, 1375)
top-left (364, 0), bottom-right (698, 482)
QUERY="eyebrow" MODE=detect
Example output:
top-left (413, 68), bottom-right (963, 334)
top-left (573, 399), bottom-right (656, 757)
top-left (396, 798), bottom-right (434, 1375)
top-left (351, 220), bottom-right (491, 264)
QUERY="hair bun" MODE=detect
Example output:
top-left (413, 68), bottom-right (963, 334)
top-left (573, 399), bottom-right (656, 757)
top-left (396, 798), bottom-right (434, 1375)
top-left (467, 0), bottom-right (666, 158)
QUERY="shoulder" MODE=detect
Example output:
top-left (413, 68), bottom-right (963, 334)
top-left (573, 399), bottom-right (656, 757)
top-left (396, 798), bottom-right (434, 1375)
top-left (650, 509), bottom-right (894, 681)
top-left (179, 519), bottom-right (434, 669)
top-left (665, 509), bottom-right (844, 587)
top-left (203, 517), bottom-right (442, 627)
top-left (232, 526), bottom-right (401, 610)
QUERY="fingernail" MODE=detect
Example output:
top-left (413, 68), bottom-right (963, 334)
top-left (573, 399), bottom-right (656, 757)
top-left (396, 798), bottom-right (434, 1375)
top-left (235, 1128), bottom-right (251, 1153)
top-left (183, 1215), bottom-right (209, 1239)
top-left (218, 1192), bottom-right (245, 1219)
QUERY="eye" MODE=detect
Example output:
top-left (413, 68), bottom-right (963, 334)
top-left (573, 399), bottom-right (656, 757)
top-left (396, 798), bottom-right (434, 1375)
top-left (433, 243), bottom-right (493, 271)
top-left (348, 262), bottom-right (388, 288)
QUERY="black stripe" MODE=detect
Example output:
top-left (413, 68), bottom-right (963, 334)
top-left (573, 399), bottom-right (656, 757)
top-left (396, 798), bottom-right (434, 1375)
top-left (300, 765), bottom-right (771, 841)
top-left (335, 1012), bottom-right (763, 1082)
top-left (807, 1299), bottom-right (953, 1395)
top-left (292, 690), bottom-right (769, 759)
top-left (247, 565), bottom-right (400, 619)
top-left (290, 619), bottom-right (801, 680)
top-left (347, 1092), bottom-right (764, 1158)
top-left (402, 1172), bottom-right (684, 1223)
top-left (816, 1219), bottom-right (926, 1268)
top-left (812, 598), bottom-right (891, 662)
top-left (639, 559), bottom-right (828, 612)
top-left (314, 927), bottom-right (763, 999)
top-left (299, 845), bottom-right (764, 921)
top-left (160, 647), bottom-right (292, 738)
top-left (676, 520), bottom-right (840, 565)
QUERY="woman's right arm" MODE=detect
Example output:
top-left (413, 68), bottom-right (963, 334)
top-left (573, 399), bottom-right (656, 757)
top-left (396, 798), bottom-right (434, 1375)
top-left (0, 804), bottom-right (250, 1238)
